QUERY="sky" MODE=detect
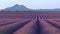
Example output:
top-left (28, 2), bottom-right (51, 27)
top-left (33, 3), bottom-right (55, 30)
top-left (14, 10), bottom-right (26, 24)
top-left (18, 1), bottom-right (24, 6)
top-left (0, 0), bottom-right (60, 10)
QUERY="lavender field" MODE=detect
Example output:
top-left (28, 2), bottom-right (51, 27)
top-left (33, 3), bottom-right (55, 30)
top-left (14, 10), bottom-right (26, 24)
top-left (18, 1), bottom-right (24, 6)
top-left (0, 11), bottom-right (60, 34)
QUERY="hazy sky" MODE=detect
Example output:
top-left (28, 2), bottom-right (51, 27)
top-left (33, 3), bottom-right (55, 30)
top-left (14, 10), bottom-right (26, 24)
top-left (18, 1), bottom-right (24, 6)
top-left (0, 0), bottom-right (60, 10)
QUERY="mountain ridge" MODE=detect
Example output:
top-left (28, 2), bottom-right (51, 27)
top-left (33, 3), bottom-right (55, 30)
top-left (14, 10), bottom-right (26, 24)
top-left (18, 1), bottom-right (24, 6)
top-left (1, 4), bottom-right (31, 11)
top-left (1, 4), bottom-right (60, 11)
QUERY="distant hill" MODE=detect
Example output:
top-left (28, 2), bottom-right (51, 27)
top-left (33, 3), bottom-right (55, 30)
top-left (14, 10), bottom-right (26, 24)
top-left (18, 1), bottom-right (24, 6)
top-left (1, 4), bottom-right (31, 11)
top-left (1, 4), bottom-right (60, 11)
top-left (34, 9), bottom-right (60, 11)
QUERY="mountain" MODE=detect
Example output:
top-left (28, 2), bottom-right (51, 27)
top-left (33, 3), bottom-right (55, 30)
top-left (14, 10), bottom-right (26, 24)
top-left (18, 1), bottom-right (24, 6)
top-left (1, 4), bottom-right (31, 11)
top-left (1, 4), bottom-right (60, 11)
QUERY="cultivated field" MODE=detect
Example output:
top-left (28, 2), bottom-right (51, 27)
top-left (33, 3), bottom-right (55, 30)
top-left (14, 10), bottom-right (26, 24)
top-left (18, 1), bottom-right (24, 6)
top-left (0, 11), bottom-right (60, 34)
